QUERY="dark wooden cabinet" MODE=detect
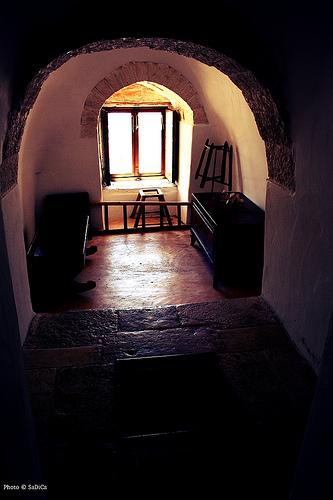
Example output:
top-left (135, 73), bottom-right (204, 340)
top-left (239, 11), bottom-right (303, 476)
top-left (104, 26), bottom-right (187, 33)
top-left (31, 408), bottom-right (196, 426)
top-left (190, 192), bottom-right (265, 288)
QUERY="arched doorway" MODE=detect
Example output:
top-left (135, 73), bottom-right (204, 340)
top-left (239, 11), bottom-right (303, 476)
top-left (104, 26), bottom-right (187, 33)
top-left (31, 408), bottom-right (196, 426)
top-left (1, 38), bottom-right (294, 317)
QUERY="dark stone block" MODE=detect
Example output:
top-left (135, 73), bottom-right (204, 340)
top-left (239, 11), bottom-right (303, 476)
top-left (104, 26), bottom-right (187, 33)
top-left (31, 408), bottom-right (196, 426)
top-left (25, 309), bottom-right (118, 348)
top-left (220, 324), bottom-right (292, 353)
top-left (177, 297), bottom-right (278, 329)
top-left (26, 368), bottom-right (56, 394)
top-left (28, 392), bottom-right (56, 445)
top-left (24, 346), bottom-right (102, 369)
top-left (263, 348), bottom-right (316, 415)
top-left (218, 351), bottom-right (294, 427)
top-left (54, 364), bottom-right (115, 435)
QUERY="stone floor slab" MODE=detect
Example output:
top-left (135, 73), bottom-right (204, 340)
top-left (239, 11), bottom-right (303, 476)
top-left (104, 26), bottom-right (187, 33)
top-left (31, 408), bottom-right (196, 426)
top-left (25, 309), bottom-right (118, 348)
top-left (24, 346), bottom-right (101, 369)
top-left (26, 368), bottom-right (56, 395)
top-left (54, 364), bottom-right (115, 435)
top-left (218, 350), bottom-right (295, 426)
top-left (22, 298), bottom-right (316, 500)
top-left (101, 326), bottom-right (225, 361)
top-left (177, 297), bottom-right (278, 329)
top-left (117, 305), bottom-right (179, 332)
top-left (220, 324), bottom-right (292, 353)
top-left (263, 348), bottom-right (316, 414)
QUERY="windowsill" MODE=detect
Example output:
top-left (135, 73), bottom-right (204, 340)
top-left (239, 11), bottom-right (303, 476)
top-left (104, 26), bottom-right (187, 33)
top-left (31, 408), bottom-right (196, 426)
top-left (104, 178), bottom-right (176, 191)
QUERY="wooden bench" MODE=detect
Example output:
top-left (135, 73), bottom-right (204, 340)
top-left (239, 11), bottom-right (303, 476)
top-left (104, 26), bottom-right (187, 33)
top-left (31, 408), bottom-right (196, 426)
top-left (27, 192), bottom-right (91, 301)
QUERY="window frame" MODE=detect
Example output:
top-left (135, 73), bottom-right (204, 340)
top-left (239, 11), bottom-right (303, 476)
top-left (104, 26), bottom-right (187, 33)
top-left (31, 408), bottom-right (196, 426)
top-left (100, 106), bottom-right (170, 183)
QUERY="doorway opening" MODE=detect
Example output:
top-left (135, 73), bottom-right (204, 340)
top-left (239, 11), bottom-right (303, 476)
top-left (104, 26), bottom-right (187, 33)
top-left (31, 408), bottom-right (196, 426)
top-left (11, 40), bottom-right (293, 320)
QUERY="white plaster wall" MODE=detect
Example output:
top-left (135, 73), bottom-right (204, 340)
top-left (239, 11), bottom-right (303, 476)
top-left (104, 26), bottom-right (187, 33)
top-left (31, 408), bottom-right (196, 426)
top-left (263, 41), bottom-right (333, 371)
top-left (19, 47), bottom-right (267, 245)
top-left (177, 121), bottom-right (196, 222)
top-left (189, 66), bottom-right (268, 208)
top-left (1, 186), bottom-right (34, 342)
top-left (189, 124), bottom-right (214, 195)
top-left (0, 42), bottom-right (34, 343)
top-left (178, 121), bottom-right (195, 202)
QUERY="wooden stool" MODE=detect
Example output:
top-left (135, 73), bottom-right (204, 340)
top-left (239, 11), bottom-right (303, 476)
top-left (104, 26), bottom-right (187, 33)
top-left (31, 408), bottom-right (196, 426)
top-left (130, 188), bottom-right (173, 228)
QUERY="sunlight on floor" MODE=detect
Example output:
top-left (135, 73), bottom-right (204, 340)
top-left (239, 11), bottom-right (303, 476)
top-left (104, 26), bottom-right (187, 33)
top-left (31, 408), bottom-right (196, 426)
top-left (32, 231), bottom-right (260, 313)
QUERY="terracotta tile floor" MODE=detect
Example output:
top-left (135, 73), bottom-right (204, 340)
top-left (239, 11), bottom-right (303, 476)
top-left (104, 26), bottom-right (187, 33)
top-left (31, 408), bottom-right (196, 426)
top-left (33, 230), bottom-right (260, 313)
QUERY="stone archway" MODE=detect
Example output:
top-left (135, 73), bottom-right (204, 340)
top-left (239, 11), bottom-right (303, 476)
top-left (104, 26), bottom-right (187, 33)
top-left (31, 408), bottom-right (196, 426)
top-left (81, 62), bottom-right (208, 138)
top-left (1, 37), bottom-right (295, 195)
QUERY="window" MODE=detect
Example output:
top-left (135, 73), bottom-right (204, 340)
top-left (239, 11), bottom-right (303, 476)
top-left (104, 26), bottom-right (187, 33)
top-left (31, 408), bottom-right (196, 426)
top-left (99, 107), bottom-right (179, 185)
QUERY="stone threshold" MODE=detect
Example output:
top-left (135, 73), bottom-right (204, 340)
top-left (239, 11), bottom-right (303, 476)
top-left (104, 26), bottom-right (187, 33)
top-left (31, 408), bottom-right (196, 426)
top-left (24, 296), bottom-right (279, 351)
